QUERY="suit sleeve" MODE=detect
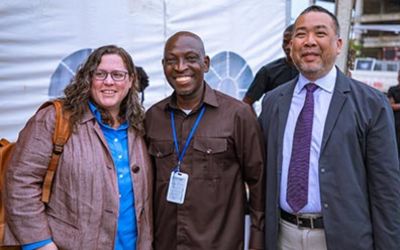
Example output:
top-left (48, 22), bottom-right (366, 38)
top-left (5, 107), bottom-right (55, 244)
top-left (366, 94), bottom-right (400, 249)
top-left (234, 104), bottom-right (265, 249)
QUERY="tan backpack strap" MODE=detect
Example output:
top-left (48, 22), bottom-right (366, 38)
top-left (40, 100), bottom-right (71, 203)
top-left (0, 138), bottom-right (10, 147)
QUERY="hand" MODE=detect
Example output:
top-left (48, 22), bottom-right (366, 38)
top-left (37, 242), bottom-right (58, 250)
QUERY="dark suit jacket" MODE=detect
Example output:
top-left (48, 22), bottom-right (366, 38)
top-left (259, 68), bottom-right (400, 250)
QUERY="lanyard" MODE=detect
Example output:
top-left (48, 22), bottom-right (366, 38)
top-left (170, 105), bottom-right (206, 172)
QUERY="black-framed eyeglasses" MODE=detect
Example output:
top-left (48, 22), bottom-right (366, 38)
top-left (93, 70), bottom-right (129, 81)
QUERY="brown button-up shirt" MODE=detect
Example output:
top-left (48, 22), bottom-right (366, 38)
top-left (145, 83), bottom-right (264, 250)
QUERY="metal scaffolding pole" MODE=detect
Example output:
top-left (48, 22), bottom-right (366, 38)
top-left (336, 0), bottom-right (355, 74)
top-left (286, 0), bottom-right (292, 25)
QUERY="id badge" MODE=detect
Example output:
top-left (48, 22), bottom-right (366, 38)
top-left (166, 171), bottom-right (189, 204)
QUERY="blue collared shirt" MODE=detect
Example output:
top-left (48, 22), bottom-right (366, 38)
top-left (89, 102), bottom-right (137, 250)
top-left (280, 67), bottom-right (336, 214)
top-left (22, 238), bottom-right (53, 250)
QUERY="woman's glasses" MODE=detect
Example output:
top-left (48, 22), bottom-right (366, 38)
top-left (93, 70), bottom-right (128, 81)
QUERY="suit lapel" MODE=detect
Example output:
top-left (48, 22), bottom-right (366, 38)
top-left (80, 108), bottom-right (111, 152)
top-left (320, 70), bottom-right (351, 152)
top-left (277, 80), bottom-right (297, 169)
top-left (83, 110), bottom-right (117, 166)
top-left (128, 128), bottom-right (138, 167)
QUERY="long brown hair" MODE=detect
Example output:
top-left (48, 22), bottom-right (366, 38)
top-left (62, 45), bottom-right (145, 134)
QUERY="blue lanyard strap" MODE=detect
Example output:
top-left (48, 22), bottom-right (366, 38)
top-left (170, 105), bottom-right (206, 171)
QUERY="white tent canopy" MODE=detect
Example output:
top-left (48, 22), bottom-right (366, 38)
top-left (0, 0), bottom-right (287, 140)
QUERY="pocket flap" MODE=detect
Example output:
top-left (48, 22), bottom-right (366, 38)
top-left (148, 141), bottom-right (174, 158)
top-left (193, 137), bottom-right (227, 154)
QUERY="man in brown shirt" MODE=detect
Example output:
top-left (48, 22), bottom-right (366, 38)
top-left (145, 31), bottom-right (264, 250)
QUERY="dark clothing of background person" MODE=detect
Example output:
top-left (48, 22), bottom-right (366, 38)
top-left (244, 57), bottom-right (298, 103)
top-left (387, 85), bottom-right (400, 155)
top-left (136, 66), bottom-right (149, 104)
top-left (145, 83), bottom-right (264, 250)
top-left (243, 23), bottom-right (296, 106)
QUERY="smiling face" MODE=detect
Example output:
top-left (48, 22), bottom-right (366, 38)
top-left (291, 11), bottom-right (343, 81)
top-left (162, 32), bottom-right (210, 109)
top-left (90, 54), bottom-right (132, 117)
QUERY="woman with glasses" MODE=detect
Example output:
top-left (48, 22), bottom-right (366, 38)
top-left (4, 45), bottom-right (153, 250)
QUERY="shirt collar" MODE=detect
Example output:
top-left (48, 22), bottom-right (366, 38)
top-left (88, 101), bottom-right (128, 130)
top-left (295, 66), bottom-right (336, 94)
top-left (164, 82), bottom-right (219, 112)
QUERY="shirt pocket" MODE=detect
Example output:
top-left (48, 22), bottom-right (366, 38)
top-left (192, 137), bottom-right (227, 179)
top-left (148, 140), bottom-right (175, 181)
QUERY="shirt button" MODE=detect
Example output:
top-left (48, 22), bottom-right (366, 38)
top-left (119, 174), bottom-right (123, 178)
top-left (321, 168), bottom-right (325, 173)
top-left (156, 152), bottom-right (162, 157)
top-left (324, 203), bottom-right (329, 208)
top-left (114, 138), bottom-right (118, 142)
top-left (206, 148), bottom-right (212, 154)
top-left (119, 194), bottom-right (122, 198)
top-left (118, 155), bottom-right (122, 159)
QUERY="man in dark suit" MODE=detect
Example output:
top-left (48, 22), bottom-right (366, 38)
top-left (259, 5), bottom-right (400, 250)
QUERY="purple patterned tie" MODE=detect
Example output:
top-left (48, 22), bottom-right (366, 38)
top-left (286, 83), bottom-right (318, 213)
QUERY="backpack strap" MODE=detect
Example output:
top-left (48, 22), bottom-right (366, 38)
top-left (0, 139), bottom-right (10, 147)
top-left (39, 100), bottom-right (71, 203)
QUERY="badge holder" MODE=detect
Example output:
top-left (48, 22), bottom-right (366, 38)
top-left (166, 165), bottom-right (189, 204)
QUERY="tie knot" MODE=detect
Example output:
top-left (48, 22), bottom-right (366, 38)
top-left (305, 83), bottom-right (318, 93)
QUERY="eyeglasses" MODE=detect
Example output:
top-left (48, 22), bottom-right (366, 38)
top-left (93, 70), bottom-right (129, 81)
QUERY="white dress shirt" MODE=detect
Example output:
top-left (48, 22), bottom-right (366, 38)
top-left (280, 67), bottom-right (336, 214)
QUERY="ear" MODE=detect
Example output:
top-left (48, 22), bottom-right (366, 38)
top-left (203, 55), bottom-right (210, 73)
top-left (128, 73), bottom-right (135, 89)
top-left (289, 40), bottom-right (294, 59)
top-left (336, 37), bottom-right (343, 55)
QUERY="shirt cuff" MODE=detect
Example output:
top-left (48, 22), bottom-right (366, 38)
top-left (22, 238), bottom-right (52, 250)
